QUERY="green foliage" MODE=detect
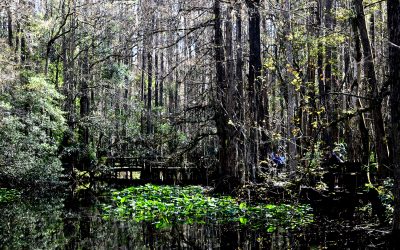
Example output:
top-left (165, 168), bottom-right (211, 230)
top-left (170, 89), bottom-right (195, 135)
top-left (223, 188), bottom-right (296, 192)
top-left (102, 184), bottom-right (313, 231)
top-left (379, 179), bottom-right (394, 222)
top-left (364, 179), bottom-right (394, 223)
top-left (0, 73), bottom-right (66, 184)
top-left (102, 63), bottom-right (130, 83)
top-left (48, 62), bottom-right (63, 86)
top-left (0, 40), bottom-right (17, 83)
top-left (0, 188), bottom-right (20, 203)
top-left (303, 141), bottom-right (324, 174)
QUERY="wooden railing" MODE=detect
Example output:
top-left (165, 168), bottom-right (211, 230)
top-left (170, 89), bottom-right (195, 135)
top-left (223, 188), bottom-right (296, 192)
top-left (103, 157), bottom-right (210, 185)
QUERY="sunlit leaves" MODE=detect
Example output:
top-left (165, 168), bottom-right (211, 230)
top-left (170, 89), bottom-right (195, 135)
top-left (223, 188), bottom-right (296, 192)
top-left (264, 57), bottom-right (276, 71)
top-left (290, 70), bottom-right (302, 92)
top-left (102, 184), bottom-right (314, 232)
top-left (335, 8), bottom-right (354, 22)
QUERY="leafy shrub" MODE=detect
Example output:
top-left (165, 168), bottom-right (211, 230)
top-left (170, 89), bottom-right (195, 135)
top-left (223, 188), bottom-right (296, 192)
top-left (0, 73), bottom-right (66, 185)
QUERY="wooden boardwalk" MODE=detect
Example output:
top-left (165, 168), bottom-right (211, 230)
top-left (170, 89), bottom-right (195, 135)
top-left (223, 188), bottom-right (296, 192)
top-left (102, 157), bottom-right (209, 185)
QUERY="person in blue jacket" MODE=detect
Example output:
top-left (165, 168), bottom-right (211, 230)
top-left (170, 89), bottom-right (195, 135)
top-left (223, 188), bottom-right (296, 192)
top-left (271, 150), bottom-right (286, 167)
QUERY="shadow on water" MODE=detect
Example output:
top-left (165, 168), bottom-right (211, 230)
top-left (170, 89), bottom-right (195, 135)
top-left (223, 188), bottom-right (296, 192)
top-left (0, 186), bottom-right (391, 249)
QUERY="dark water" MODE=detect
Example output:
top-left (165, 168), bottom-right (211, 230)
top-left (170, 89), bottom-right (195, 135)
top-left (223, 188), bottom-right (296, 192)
top-left (0, 188), bottom-right (390, 249)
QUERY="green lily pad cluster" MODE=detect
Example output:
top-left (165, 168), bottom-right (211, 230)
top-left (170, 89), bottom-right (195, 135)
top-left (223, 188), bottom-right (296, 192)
top-left (0, 188), bottom-right (20, 203)
top-left (102, 184), bottom-right (313, 232)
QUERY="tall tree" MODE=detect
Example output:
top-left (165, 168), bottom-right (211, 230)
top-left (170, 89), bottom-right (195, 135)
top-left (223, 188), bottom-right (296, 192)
top-left (351, 14), bottom-right (370, 165)
top-left (78, 45), bottom-right (90, 169)
top-left (324, 0), bottom-right (338, 146)
top-left (214, 0), bottom-right (238, 192)
top-left (353, 0), bottom-right (389, 177)
top-left (247, 0), bottom-right (263, 179)
top-left (235, 2), bottom-right (246, 183)
top-left (6, 5), bottom-right (13, 48)
top-left (388, 0), bottom-right (400, 238)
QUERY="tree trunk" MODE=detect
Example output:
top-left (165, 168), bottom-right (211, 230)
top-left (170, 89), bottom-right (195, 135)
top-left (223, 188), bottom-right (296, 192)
top-left (214, 0), bottom-right (238, 192)
top-left (7, 6), bottom-right (13, 48)
top-left (370, 10), bottom-right (376, 58)
top-left (388, 0), bottom-right (400, 239)
top-left (147, 50), bottom-right (153, 134)
top-left (15, 22), bottom-right (20, 62)
top-left (235, 2), bottom-right (246, 183)
top-left (316, 0), bottom-right (324, 107)
top-left (160, 51), bottom-right (164, 107)
top-left (20, 29), bottom-right (27, 63)
top-left (140, 38), bottom-right (146, 134)
top-left (247, 0), bottom-right (263, 180)
top-left (155, 27), bottom-right (159, 108)
top-left (325, 0), bottom-right (338, 146)
top-left (79, 48), bottom-right (90, 170)
top-left (214, 0), bottom-right (226, 178)
top-left (352, 17), bottom-right (370, 165)
top-left (354, 0), bottom-right (389, 177)
top-left (225, 5), bottom-right (238, 178)
top-left (281, 0), bottom-right (297, 174)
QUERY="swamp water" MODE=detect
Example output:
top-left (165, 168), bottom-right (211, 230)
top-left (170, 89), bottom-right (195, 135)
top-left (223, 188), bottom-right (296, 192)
top-left (0, 186), bottom-right (390, 249)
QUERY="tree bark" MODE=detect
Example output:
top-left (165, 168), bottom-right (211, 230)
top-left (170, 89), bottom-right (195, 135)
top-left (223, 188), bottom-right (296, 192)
top-left (140, 37), bottom-right (146, 134)
top-left (15, 22), bottom-right (20, 62)
top-left (160, 51), bottom-right (164, 107)
top-left (214, 0), bottom-right (238, 192)
top-left (147, 50), bottom-right (153, 134)
top-left (351, 17), bottom-right (370, 165)
top-left (281, 0), bottom-right (297, 174)
top-left (155, 23), bottom-right (159, 108)
top-left (7, 6), bottom-right (13, 48)
top-left (235, 2), bottom-right (246, 183)
top-left (79, 48), bottom-right (90, 170)
top-left (247, 0), bottom-right (263, 179)
top-left (20, 29), bottom-right (27, 63)
top-left (388, 0), bottom-right (400, 239)
top-left (354, 0), bottom-right (389, 177)
top-left (225, 4), bottom-right (238, 178)
top-left (325, 0), bottom-right (338, 146)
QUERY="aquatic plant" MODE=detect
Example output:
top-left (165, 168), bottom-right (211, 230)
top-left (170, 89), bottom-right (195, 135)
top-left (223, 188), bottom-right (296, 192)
top-left (102, 184), bottom-right (313, 232)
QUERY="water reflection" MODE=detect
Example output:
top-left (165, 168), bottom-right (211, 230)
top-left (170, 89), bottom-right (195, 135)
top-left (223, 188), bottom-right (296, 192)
top-left (0, 189), bottom-right (389, 249)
